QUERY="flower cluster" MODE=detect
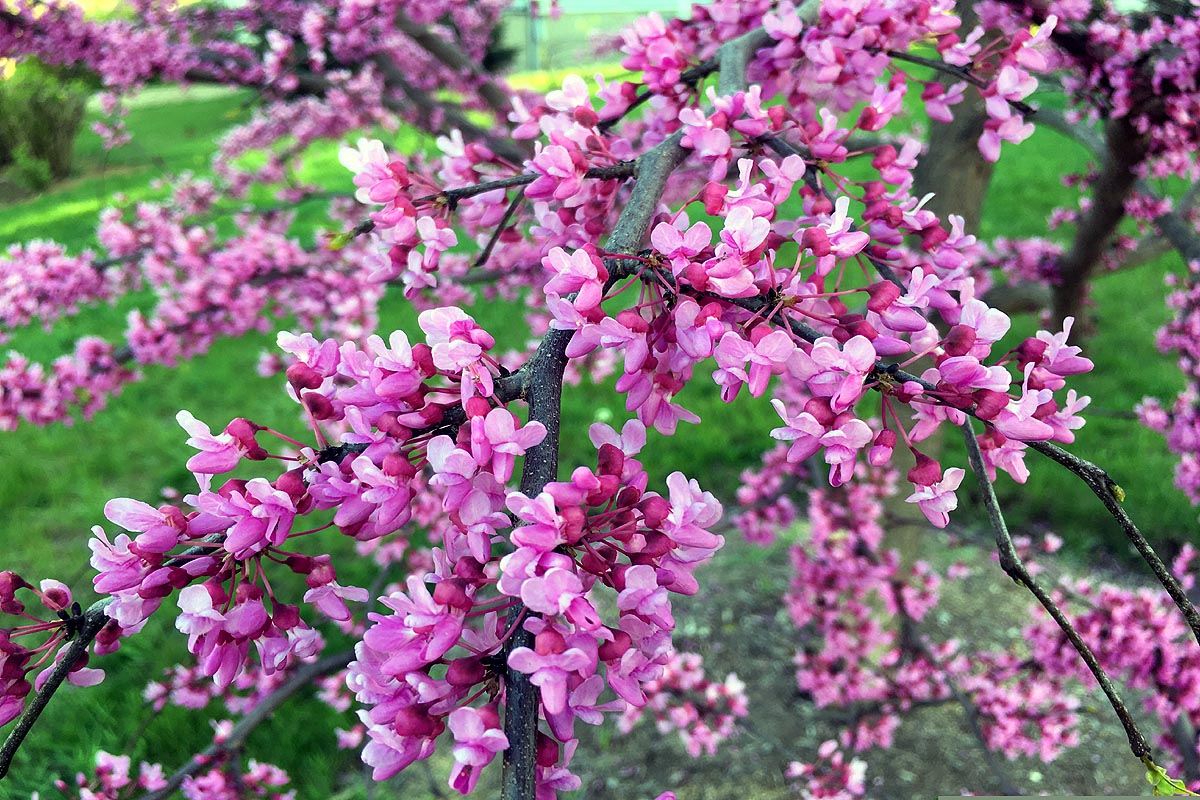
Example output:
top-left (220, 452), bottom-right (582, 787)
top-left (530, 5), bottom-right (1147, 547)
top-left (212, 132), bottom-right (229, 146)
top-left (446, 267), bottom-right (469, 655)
top-left (1, 573), bottom-right (106, 727)
top-left (1139, 260), bottom-right (1200, 504)
top-left (735, 456), bottom-right (1083, 764)
top-left (39, 748), bottom-right (292, 800)
top-left (348, 417), bottom-right (726, 791)
top-left (616, 650), bottom-right (748, 757)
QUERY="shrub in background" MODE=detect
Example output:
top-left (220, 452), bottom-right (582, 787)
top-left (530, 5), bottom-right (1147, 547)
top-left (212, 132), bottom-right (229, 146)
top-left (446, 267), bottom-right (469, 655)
top-left (0, 59), bottom-right (91, 190)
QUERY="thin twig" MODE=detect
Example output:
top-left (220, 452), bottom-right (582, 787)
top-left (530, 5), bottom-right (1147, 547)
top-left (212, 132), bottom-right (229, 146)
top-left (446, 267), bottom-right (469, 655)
top-left (0, 534), bottom-right (227, 779)
top-left (879, 49), bottom-right (1036, 116)
top-left (961, 421), bottom-right (1153, 760)
top-left (135, 650), bottom-right (353, 800)
top-left (1027, 439), bottom-right (1200, 648)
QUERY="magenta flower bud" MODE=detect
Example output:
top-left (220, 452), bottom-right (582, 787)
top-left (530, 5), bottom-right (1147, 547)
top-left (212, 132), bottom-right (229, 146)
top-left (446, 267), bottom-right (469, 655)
top-left (580, 549), bottom-right (610, 576)
top-left (616, 309), bottom-right (649, 334)
top-left (871, 144), bottom-right (897, 169)
top-left (0, 572), bottom-right (29, 614)
top-left (835, 313), bottom-right (877, 342)
top-left (159, 504), bottom-right (188, 529)
top-left (700, 181), bottom-right (728, 215)
top-left (586, 474), bottom-right (620, 507)
top-left (275, 468), bottom-right (308, 505)
top-left (536, 731), bottom-right (560, 768)
top-left (376, 412), bottom-right (412, 441)
top-left (453, 557), bottom-right (486, 583)
top-left (597, 444), bottom-right (624, 477)
top-left (638, 495), bottom-right (670, 528)
top-left (973, 389), bottom-right (1009, 420)
top-left (382, 453), bottom-right (415, 481)
top-left (477, 703), bottom-right (502, 731)
top-left (432, 578), bottom-right (471, 610)
top-left (302, 391), bottom-right (335, 419)
top-left (943, 325), bottom-right (977, 357)
top-left (869, 429), bottom-right (897, 467)
top-left (861, 180), bottom-right (886, 201)
top-left (464, 396), bottom-right (491, 419)
top-left (307, 557), bottom-right (335, 588)
top-left (41, 584), bottom-right (70, 611)
top-left (96, 619), bottom-right (121, 648)
top-left (920, 225), bottom-right (949, 250)
top-left (907, 453), bottom-right (943, 487)
top-left (534, 628), bottom-right (567, 657)
top-left (574, 106), bottom-right (599, 128)
top-left (285, 362), bottom-right (324, 390)
top-left (800, 227), bottom-right (830, 257)
top-left (598, 629), bottom-right (633, 662)
top-left (393, 706), bottom-right (442, 738)
top-left (639, 531), bottom-right (672, 558)
top-left (804, 397), bottom-right (837, 426)
top-left (445, 657), bottom-right (485, 686)
top-left (273, 603), bottom-right (301, 630)
top-left (284, 554), bottom-right (314, 574)
top-left (1015, 336), bottom-right (1049, 366)
top-left (561, 506), bottom-right (587, 545)
top-left (411, 343), bottom-right (436, 375)
top-left (866, 280), bottom-right (901, 313)
top-left (217, 478), bottom-right (247, 499)
top-left (234, 581), bottom-right (263, 604)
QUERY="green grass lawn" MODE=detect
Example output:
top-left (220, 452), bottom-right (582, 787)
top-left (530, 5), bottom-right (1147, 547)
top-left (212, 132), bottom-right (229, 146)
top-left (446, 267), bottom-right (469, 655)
top-left (0, 73), bottom-right (1194, 797)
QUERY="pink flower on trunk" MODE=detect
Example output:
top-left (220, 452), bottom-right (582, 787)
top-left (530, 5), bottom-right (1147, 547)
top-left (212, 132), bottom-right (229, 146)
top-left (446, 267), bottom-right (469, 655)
top-left (470, 408), bottom-right (547, 483)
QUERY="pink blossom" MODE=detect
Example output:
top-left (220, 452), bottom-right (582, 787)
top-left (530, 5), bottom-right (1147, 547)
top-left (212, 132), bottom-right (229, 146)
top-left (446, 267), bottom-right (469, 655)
top-left (906, 467), bottom-right (966, 528)
top-left (448, 705), bottom-right (508, 795)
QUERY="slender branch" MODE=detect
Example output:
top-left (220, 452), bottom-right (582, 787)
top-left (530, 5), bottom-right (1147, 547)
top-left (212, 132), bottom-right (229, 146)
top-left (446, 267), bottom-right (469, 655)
top-left (135, 650), bottom-right (353, 800)
top-left (474, 194), bottom-right (525, 269)
top-left (961, 421), bottom-right (1153, 760)
top-left (1026, 439), bottom-right (1200, 648)
top-left (878, 49), bottom-right (1036, 116)
top-left (389, 13), bottom-right (514, 123)
top-left (0, 535), bottom-right (227, 780)
top-left (0, 598), bottom-right (111, 781)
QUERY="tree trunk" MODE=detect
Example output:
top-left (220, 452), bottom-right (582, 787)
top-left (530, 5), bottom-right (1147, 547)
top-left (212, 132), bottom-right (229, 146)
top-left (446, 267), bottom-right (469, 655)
top-left (1050, 117), bottom-right (1148, 327)
top-left (912, 98), bottom-right (995, 235)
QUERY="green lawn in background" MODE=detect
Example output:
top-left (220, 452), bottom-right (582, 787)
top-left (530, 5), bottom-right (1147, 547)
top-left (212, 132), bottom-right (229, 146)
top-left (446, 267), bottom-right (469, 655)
top-left (0, 72), bottom-right (1194, 796)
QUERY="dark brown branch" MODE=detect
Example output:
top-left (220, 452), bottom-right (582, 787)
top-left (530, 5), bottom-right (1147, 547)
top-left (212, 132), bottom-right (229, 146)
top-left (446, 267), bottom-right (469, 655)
top-left (961, 421), bottom-right (1154, 761)
top-left (1051, 117), bottom-right (1149, 325)
top-left (0, 534), bottom-right (227, 779)
top-left (390, 13), bottom-right (515, 123)
top-left (879, 49), bottom-right (1036, 116)
top-left (136, 650), bottom-right (353, 800)
top-left (473, 194), bottom-right (525, 269)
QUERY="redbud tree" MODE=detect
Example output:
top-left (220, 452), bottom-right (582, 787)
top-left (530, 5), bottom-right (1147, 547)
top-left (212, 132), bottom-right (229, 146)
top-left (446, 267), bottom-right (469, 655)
top-left (2, 0), bottom-right (1200, 798)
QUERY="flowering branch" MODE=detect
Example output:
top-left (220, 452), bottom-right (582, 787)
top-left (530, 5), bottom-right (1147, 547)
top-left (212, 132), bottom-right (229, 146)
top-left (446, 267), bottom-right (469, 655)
top-left (136, 650), bottom-right (353, 800)
top-left (497, 24), bottom-right (777, 800)
top-left (0, 535), bottom-right (225, 779)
